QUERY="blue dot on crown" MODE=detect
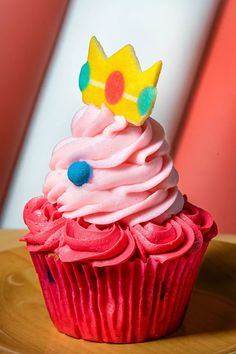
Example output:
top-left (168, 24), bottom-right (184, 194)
top-left (67, 161), bottom-right (92, 186)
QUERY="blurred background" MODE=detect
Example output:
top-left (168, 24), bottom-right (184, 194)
top-left (0, 0), bottom-right (235, 233)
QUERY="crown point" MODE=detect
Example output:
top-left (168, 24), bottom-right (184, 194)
top-left (143, 60), bottom-right (163, 86)
top-left (89, 36), bottom-right (106, 61)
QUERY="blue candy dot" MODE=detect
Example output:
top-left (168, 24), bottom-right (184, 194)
top-left (67, 161), bottom-right (92, 186)
top-left (79, 62), bottom-right (90, 91)
top-left (137, 87), bottom-right (156, 116)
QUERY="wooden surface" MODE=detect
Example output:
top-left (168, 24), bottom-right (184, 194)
top-left (0, 230), bottom-right (236, 354)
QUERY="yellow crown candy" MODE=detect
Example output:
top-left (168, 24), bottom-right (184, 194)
top-left (79, 37), bottom-right (162, 126)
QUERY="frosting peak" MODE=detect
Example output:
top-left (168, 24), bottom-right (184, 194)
top-left (43, 105), bottom-right (184, 225)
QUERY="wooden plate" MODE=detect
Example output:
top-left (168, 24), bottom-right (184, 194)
top-left (1, 231), bottom-right (236, 354)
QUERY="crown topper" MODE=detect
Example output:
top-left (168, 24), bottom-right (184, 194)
top-left (79, 37), bottom-right (162, 126)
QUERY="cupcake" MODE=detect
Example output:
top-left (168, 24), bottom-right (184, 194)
top-left (21, 37), bottom-right (217, 343)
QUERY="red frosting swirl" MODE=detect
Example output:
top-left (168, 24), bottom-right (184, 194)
top-left (131, 200), bottom-right (217, 262)
top-left (21, 197), bottom-right (217, 266)
top-left (59, 219), bottom-right (136, 266)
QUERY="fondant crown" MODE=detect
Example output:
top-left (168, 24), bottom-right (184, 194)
top-left (79, 37), bottom-right (162, 126)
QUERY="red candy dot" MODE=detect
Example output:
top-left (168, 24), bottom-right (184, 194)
top-left (105, 71), bottom-right (124, 104)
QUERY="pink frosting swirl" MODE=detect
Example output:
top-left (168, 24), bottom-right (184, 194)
top-left (43, 104), bottom-right (184, 226)
top-left (21, 197), bottom-right (217, 266)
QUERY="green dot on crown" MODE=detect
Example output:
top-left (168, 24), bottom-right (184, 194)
top-left (137, 87), bottom-right (156, 116)
top-left (79, 62), bottom-right (90, 91)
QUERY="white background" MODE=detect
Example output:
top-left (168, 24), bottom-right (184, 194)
top-left (1, 0), bottom-right (220, 228)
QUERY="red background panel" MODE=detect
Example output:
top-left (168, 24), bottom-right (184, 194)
top-left (175, 0), bottom-right (236, 233)
top-left (0, 0), bottom-right (68, 211)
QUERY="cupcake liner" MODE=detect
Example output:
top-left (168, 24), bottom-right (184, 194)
top-left (30, 240), bottom-right (209, 343)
